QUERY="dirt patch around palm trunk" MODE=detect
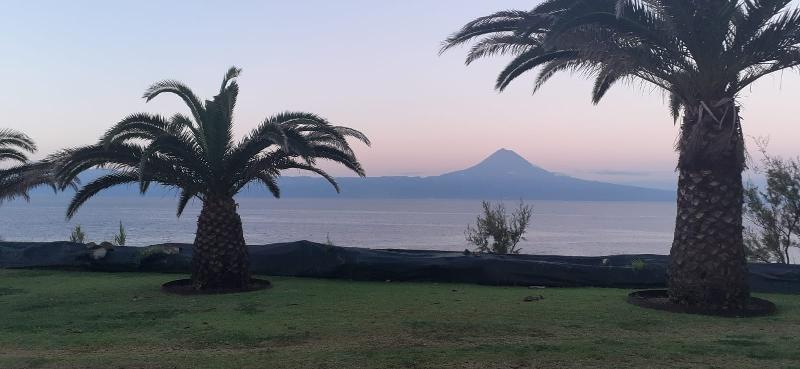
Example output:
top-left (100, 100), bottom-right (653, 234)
top-left (627, 290), bottom-right (777, 317)
top-left (162, 278), bottom-right (272, 295)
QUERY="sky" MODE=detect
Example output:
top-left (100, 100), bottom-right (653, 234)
top-left (1, 0), bottom-right (799, 190)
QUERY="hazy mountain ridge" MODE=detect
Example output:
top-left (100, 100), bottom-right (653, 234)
top-left (32, 149), bottom-right (674, 201)
top-left (257, 149), bottom-right (674, 201)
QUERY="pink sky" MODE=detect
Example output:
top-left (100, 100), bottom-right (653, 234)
top-left (1, 1), bottom-right (798, 190)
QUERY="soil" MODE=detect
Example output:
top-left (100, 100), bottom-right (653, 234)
top-left (161, 278), bottom-right (272, 295)
top-left (627, 289), bottom-right (777, 317)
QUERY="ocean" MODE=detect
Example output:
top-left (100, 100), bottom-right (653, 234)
top-left (0, 197), bottom-right (676, 256)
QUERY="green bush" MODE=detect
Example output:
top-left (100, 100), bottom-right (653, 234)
top-left (113, 222), bottom-right (127, 246)
top-left (743, 140), bottom-right (800, 264)
top-left (69, 225), bottom-right (86, 244)
top-left (465, 200), bottom-right (533, 255)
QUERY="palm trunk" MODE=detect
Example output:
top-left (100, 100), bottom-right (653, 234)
top-left (669, 169), bottom-right (749, 308)
top-left (192, 196), bottom-right (250, 290)
top-left (668, 100), bottom-right (750, 310)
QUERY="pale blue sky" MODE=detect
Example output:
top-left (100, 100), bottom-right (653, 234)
top-left (2, 0), bottom-right (799, 189)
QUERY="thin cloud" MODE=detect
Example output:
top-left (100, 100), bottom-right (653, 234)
top-left (592, 170), bottom-right (652, 177)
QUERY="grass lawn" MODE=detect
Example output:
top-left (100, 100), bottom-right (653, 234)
top-left (1, 270), bottom-right (799, 369)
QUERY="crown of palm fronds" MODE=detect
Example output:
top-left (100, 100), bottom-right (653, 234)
top-left (442, 0), bottom-right (800, 120)
top-left (56, 67), bottom-right (370, 218)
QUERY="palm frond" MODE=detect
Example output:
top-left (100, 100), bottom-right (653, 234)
top-left (591, 67), bottom-right (626, 104)
top-left (333, 126), bottom-right (371, 146)
top-left (0, 129), bottom-right (37, 153)
top-left (176, 188), bottom-right (199, 217)
top-left (669, 91), bottom-right (684, 122)
top-left (142, 79), bottom-right (206, 124)
top-left (65, 172), bottom-right (139, 218)
top-left (0, 129), bottom-right (37, 165)
top-left (465, 35), bottom-right (540, 65)
top-left (102, 113), bottom-right (174, 147)
top-left (275, 160), bottom-right (340, 193)
top-left (254, 173), bottom-right (281, 198)
top-left (497, 49), bottom-right (578, 91)
top-left (220, 66), bottom-right (242, 94)
top-left (440, 10), bottom-right (541, 54)
top-left (0, 160), bottom-right (69, 203)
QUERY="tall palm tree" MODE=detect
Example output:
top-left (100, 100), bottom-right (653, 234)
top-left (56, 67), bottom-right (370, 290)
top-left (442, 0), bottom-right (800, 309)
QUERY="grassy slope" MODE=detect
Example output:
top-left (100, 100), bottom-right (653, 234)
top-left (0, 270), bottom-right (799, 369)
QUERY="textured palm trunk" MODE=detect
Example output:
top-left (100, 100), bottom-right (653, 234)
top-left (668, 100), bottom-right (750, 310)
top-left (669, 169), bottom-right (749, 308)
top-left (192, 196), bottom-right (250, 290)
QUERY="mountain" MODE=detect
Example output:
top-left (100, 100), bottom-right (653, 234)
top-left (441, 149), bottom-right (552, 179)
top-left (260, 149), bottom-right (674, 201)
top-left (31, 149), bottom-right (674, 201)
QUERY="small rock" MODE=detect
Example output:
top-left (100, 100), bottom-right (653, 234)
top-left (602, 258), bottom-right (610, 266)
top-left (90, 247), bottom-right (108, 260)
top-left (523, 295), bottom-right (544, 302)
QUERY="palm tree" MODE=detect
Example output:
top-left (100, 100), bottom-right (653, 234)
top-left (56, 67), bottom-right (370, 290)
top-left (442, 0), bottom-right (800, 309)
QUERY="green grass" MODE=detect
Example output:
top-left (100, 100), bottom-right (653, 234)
top-left (1, 270), bottom-right (800, 369)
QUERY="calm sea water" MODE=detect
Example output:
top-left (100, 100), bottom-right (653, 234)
top-left (0, 198), bottom-right (676, 256)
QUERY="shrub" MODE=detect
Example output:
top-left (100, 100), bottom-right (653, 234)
top-left (69, 225), bottom-right (86, 244)
top-left (631, 259), bottom-right (647, 271)
top-left (465, 200), bottom-right (533, 255)
top-left (113, 221), bottom-right (127, 246)
top-left (325, 233), bottom-right (335, 247)
top-left (744, 140), bottom-right (800, 264)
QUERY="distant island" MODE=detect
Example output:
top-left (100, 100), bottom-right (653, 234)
top-left (256, 149), bottom-right (674, 201)
top-left (32, 149), bottom-right (673, 202)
